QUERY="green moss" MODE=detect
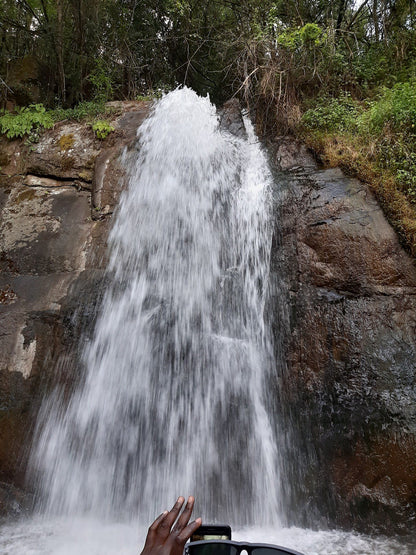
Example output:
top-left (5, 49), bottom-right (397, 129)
top-left (78, 170), bottom-right (92, 181)
top-left (60, 156), bottom-right (75, 171)
top-left (15, 189), bottom-right (36, 204)
top-left (58, 133), bottom-right (75, 151)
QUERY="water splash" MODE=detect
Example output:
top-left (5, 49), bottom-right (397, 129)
top-left (32, 88), bottom-right (281, 526)
top-left (1, 519), bottom-right (414, 555)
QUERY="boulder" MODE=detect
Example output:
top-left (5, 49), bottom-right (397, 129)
top-left (26, 122), bottom-right (99, 183)
top-left (219, 98), bottom-right (247, 138)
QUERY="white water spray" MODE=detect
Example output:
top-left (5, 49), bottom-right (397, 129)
top-left (2, 88), bottom-right (413, 555)
top-left (32, 88), bottom-right (281, 526)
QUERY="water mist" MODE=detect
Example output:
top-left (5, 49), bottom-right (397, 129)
top-left (32, 88), bottom-right (282, 527)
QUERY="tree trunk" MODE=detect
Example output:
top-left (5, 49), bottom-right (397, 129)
top-left (56, 0), bottom-right (66, 102)
top-left (372, 0), bottom-right (380, 41)
top-left (336, 0), bottom-right (348, 30)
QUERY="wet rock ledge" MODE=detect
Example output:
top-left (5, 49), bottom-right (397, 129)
top-left (0, 101), bottom-right (151, 516)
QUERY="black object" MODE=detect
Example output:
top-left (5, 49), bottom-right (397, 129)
top-left (185, 540), bottom-right (304, 555)
top-left (190, 525), bottom-right (232, 542)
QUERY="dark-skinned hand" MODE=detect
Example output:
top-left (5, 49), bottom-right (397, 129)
top-left (140, 496), bottom-right (202, 555)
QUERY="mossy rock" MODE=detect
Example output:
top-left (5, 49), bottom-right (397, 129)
top-left (14, 189), bottom-right (37, 204)
top-left (78, 170), bottom-right (93, 182)
top-left (58, 134), bottom-right (75, 151)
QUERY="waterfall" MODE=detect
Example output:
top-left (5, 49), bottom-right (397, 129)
top-left (32, 88), bottom-right (282, 527)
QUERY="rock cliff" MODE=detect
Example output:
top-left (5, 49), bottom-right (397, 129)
top-left (1, 103), bottom-right (416, 535)
top-left (0, 101), bottom-right (151, 517)
top-left (272, 138), bottom-right (416, 533)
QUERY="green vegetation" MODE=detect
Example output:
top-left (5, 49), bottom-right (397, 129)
top-left (136, 90), bottom-right (164, 102)
top-left (1, 0), bottom-right (416, 251)
top-left (50, 101), bottom-right (111, 123)
top-left (302, 95), bottom-right (361, 133)
top-left (0, 104), bottom-right (53, 139)
top-left (91, 120), bottom-right (115, 140)
top-left (0, 100), bottom-right (114, 144)
top-left (298, 81), bottom-right (416, 253)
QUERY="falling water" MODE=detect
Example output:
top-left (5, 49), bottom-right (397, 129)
top-left (32, 88), bottom-right (281, 526)
top-left (2, 88), bottom-right (414, 555)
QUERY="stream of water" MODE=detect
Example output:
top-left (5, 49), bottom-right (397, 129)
top-left (0, 89), bottom-right (413, 554)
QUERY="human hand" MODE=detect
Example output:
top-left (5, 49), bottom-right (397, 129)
top-left (140, 496), bottom-right (202, 555)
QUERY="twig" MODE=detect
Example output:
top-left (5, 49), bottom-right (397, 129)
top-left (231, 67), bottom-right (260, 98)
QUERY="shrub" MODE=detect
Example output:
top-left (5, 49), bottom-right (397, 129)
top-left (89, 59), bottom-right (114, 103)
top-left (301, 94), bottom-right (361, 133)
top-left (136, 89), bottom-right (164, 101)
top-left (51, 101), bottom-right (108, 122)
top-left (377, 135), bottom-right (416, 200)
top-left (360, 81), bottom-right (416, 135)
top-left (91, 120), bottom-right (115, 139)
top-left (275, 24), bottom-right (326, 50)
top-left (0, 104), bottom-right (54, 139)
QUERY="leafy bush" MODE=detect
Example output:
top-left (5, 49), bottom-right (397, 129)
top-left (301, 94), bottom-right (361, 133)
top-left (51, 101), bottom-right (108, 122)
top-left (360, 81), bottom-right (416, 135)
top-left (136, 89), bottom-right (164, 101)
top-left (0, 100), bottom-right (116, 141)
top-left (0, 104), bottom-right (54, 139)
top-left (89, 59), bottom-right (114, 103)
top-left (276, 23), bottom-right (326, 49)
top-left (91, 120), bottom-right (115, 139)
top-left (377, 135), bottom-right (416, 200)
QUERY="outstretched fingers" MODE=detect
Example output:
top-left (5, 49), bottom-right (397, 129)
top-left (158, 497), bottom-right (185, 538)
top-left (150, 511), bottom-right (169, 532)
top-left (140, 496), bottom-right (201, 555)
top-left (172, 496), bottom-right (195, 532)
top-left (177, 517), bottom-right (202, 543)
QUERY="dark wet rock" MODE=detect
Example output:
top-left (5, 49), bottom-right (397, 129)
top-left (0, 101), bottom-right (151, 514)
top-left (271, 138), bottom-right (416, 534)
top-left (274, 136), bottom-right (317, 171)
top-left (2, 101), bottom-right (416, 537)
top-left (0, 139), bottom-right (27, 177)
top-left (0, 481), bottom-right (33, 519)
top-left (219, 98), bottom-right (247, 138)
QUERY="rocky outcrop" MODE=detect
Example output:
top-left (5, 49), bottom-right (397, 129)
top-left (0, 101), bottom-right (151, 516)
top-left (271, 137), bottom-right (416, 533)
top-left (219, 98), bottom-right (247, 138)
top-left (2, 102), bottom-right (416, 535)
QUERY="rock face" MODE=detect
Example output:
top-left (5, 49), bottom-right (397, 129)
top-left (0, 101), bottom-right (151, 517)
top-left (1, 103), bottom-right (416, 534)
top-left (271, 137), bottom-right (416, 533)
